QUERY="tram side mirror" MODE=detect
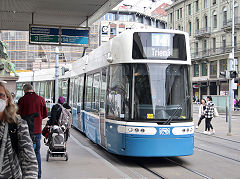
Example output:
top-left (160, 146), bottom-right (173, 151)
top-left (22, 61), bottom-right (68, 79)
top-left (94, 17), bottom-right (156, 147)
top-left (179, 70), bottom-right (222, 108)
top-left (62, 67), bottom-right (69, 75)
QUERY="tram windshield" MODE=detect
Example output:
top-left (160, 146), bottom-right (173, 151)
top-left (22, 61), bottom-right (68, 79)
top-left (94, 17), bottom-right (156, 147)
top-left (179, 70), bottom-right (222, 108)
top-left (133, 64), bottom-right (191, 122)
top-left (106, 63), bottom-right (191, 122)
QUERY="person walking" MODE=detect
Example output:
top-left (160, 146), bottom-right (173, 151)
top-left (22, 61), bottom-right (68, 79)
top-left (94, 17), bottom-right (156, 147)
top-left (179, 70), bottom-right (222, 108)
top-left (196, 99), bottom-right (206, 129)
top-left (203, 96), bottom-right (215, 135)
top-left (17, 84), bottom-right (48, 179)
top-left (0, 82), bottom-right (38, 178)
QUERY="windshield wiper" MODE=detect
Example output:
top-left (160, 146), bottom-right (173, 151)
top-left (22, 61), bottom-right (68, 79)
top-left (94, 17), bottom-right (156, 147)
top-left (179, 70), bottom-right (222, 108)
top-left (163, 95), bottom-right (190, 125)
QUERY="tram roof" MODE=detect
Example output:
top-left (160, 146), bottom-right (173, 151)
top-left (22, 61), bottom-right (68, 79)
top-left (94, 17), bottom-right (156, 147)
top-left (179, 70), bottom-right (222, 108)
top-left (0, 0), bottom-right (122, 31)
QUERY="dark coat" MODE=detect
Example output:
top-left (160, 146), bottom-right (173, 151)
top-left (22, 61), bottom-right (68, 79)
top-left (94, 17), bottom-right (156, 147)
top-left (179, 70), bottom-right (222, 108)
top-left (18, 92), bottom-right (48, 134)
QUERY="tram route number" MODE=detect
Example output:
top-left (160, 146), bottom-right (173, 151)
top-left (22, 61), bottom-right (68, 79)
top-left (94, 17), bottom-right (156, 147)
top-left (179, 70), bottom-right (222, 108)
top-left (159, 128), bottom-right (170, 135)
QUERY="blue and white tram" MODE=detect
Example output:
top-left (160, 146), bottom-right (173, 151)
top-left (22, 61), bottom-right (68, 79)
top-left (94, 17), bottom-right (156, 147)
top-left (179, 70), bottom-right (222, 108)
top-left (70, 29), bottom-right (194, 157)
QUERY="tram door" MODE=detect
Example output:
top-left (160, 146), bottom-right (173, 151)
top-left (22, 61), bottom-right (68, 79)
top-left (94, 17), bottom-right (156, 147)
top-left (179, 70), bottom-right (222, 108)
top-left (100, 69), bottom-right (107, 148)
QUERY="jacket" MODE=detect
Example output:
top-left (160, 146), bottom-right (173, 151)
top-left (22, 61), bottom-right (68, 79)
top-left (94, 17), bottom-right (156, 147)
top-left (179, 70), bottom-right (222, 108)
top-left (49, 104), bottom-right (62, 126)
top-left (18, 92), bottom-right (48, 134)
top-left (0, 117), bottom-right (38, 178)
top-left (204, 101), bottom-right (214, 119)
top-left (198, 104), bottom-right (205, 117)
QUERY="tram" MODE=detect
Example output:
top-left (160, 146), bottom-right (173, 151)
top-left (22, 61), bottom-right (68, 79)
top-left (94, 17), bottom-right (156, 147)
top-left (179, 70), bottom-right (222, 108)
top-left (17, 29), bottom-right (194, 157)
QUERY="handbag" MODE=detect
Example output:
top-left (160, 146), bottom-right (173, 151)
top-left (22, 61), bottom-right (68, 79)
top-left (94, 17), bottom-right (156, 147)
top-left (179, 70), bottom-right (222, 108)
top-left (214, 107), bottom-right (219, 117)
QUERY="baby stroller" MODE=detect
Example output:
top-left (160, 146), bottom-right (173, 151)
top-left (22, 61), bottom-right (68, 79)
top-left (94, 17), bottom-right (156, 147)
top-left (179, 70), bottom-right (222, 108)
top-left (43, 122), bottom-right (69, 161)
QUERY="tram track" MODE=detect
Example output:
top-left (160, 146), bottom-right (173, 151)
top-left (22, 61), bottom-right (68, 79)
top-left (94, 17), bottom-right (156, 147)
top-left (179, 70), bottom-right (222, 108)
top-left (136, 157), bottom-right (213, 179)
top-left (195, 137), bottom-right (240, 152)
top-left (195, 131), bottom-right (240, 144)
top-left (195, 146), bottom-right (240, 163)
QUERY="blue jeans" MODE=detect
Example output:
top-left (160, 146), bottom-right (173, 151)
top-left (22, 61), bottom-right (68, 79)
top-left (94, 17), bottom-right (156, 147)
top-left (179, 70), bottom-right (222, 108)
top-left (34, 134), bottom-right (42, 179)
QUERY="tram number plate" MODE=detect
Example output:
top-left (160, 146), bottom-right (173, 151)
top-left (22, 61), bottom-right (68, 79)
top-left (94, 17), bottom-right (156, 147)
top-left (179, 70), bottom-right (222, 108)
top-left (159, 128), bottom-right (170, 135)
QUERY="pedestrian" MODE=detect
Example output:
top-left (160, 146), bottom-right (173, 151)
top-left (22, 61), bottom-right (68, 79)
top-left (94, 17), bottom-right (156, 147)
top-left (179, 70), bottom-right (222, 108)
top-left (17, 84), bottom-right (48, 179)
top-left (196, 99), bottom-right (206, 129)
top-left (0, 82), bottom-right (38, 178)
top-left (203, 96), bottom-right (215, 135)
top-left (234, 98), bottom-right (238, 111)
top-left (48, 96), bottom-right (72, 141)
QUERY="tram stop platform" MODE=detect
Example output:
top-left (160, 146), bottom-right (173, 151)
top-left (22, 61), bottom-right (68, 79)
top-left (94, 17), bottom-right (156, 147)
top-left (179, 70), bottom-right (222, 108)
top-left (41, 118), bottom-right (129, 179)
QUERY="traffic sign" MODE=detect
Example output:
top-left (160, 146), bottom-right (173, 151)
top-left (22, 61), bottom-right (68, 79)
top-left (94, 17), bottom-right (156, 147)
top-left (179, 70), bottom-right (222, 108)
top-left (29, 24), bottom-right (90, 46)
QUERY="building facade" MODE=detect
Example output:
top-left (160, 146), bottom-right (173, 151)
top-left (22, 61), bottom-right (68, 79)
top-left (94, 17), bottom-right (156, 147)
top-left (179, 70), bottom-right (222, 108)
top-left (166, 0), bottom-right (240, 100)
top-left (99, 6), bottom-right (167, 44)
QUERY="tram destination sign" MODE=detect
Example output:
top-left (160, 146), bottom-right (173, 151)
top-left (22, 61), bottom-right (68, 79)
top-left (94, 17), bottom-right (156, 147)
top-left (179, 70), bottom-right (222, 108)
top-left (29, 24), bottom-right (89, 46)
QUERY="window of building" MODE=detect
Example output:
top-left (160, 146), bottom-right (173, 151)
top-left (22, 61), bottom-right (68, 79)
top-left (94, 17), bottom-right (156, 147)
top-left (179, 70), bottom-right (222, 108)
top-left (189, 21), bottom-right (192, 36)
top-left (177, 9), bottom-right (179, 19)
top-left (204, 0), bottom-right (207, 8)
top-left (180, 8), bottom-right (182, 18)
top-left (213, 11), bottom-right (217, 28)
top-left (213, 0), bottom-right (216, 5)
top-left (203, 40), bottom-right (207, 53)
top-left (222, 36), bottom-right (226, 50)
top-left (136, 15), bottom-right (143, 23)
top-left (234, 35), bottom-right (237, 47)
top-left (188, 4), bottom-right (191, 15)
top-left (196, 18), bottom-right (199, 32)
top-left (144, 17), bottom-right (151, 26)
top-left (202, 63), bottom-right (208, 76)
top-left (196, 0), bottom-right (199, 12)
top-left (223, 8), bottom-right (227, 25)
top-left (170, 13), bottom-right (173, 23)
top-left (219, 59), bottom-right (227, 72)
top-left (210, 61), bottom-right (217, 77)
top-left (213, 38), bottom-right (216, 50)
top-left (102, 13), bottom-right (116, 21)
top-left (205, 16), bottom-right (208, 29)
top-left (195, 42), bottom-right (199, 56)
top-left (194, 64), bottom-right (199, 77)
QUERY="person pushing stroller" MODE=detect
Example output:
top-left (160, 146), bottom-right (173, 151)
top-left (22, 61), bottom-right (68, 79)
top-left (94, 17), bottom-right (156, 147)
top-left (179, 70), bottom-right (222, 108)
top-left (42, 96), bottom-right (72, 161)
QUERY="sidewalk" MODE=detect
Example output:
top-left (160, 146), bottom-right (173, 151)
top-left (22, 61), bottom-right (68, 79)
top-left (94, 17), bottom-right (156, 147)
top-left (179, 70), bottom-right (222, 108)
top-left (193, 104), bottom-right (240, 141)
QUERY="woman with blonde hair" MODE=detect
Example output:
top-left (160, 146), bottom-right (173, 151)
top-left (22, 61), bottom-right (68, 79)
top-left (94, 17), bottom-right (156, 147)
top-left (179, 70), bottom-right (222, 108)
top-left (0, 82), bottom-right (38, 178)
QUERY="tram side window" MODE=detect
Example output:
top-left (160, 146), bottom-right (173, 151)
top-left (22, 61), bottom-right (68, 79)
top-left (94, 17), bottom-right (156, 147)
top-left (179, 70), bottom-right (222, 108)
top-left (100, 68), bottom-right (107, 113)
top-left (62, 80), bottom-right (68, 100)
top-left (69, 79), bottom-right (74, 106)
top-left (92, 73), bottom-right (100, 112)
top-left (106, 64), bottom-right (131, 120)
top-left (85, 74), bottom-right (93, 111)
top-left (58, 80), bottom-right (62, 97)
top-left (45, 81), bottom-right (52, 101)
top-left (39, 82), bottom-right (45, 98)
top-left (73, 78), bottom-right (78, 108)
top-left (78, 76), bottom-right (84, 110)
top-left (34, 82), bottom-right (40, 95)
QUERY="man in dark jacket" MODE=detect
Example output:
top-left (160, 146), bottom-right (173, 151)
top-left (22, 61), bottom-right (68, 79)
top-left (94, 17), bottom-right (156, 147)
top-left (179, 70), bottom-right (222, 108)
top-left (18, 84), bottom-right (48, 179)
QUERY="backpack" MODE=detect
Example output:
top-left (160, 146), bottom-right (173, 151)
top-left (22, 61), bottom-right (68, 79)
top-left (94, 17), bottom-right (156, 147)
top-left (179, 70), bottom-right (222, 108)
top-left (58, 104), bottom-right (72, 129)
top-left (8, 113), bottom-right (39, 154)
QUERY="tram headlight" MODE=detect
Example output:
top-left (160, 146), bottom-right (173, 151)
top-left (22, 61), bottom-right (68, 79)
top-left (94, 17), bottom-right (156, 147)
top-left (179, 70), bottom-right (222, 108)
top-left (173, 126), bottom-right (194, 135)
top-left (118, 126), bottom-right (157, 135)
top-left (135, 128), bottom-right (139, 132)
top-left (128, 128), bottom-right (133, 132)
